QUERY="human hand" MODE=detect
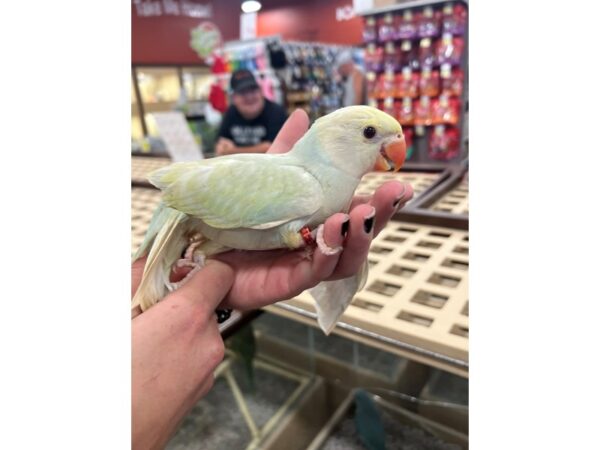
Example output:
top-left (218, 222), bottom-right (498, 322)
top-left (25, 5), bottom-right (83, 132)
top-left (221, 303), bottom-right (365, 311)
top-left (212, 109), bottom-right (413, 310)
top-left (215, 137), bottom-right (235, 156)
top-left (131, 259), bottom-right (234, 449)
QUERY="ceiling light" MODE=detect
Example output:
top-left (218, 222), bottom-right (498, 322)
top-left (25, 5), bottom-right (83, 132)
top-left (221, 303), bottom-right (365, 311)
top-left (241, 1), bottom-right (261, 13)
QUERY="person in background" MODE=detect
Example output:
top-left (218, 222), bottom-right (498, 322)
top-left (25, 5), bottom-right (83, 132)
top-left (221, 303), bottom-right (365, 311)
top-left (335, 50), bottom-right (368, 107)
top-left (215, 69), bottom-right (288, 156)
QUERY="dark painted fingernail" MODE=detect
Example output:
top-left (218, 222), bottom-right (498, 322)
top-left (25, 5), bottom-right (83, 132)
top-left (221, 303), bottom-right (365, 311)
top-left (341, 218), bottom-right (350, 237)
top-left (216, 308), bottom-right (232, 324)
top-left (363, 209), bottom-right (375, 234)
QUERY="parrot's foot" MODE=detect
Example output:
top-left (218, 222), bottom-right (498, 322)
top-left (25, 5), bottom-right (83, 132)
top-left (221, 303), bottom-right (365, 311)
top-left (168, 244), bottom-right (207, 291)
top-left (315, 224), bottom-right (343, 256)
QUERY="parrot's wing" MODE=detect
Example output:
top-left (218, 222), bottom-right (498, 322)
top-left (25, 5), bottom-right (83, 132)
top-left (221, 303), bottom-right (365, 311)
top-left (150, 159), bottom-right (324, 230)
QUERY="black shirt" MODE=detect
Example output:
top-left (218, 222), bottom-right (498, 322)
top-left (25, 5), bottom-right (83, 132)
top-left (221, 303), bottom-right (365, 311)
top-left (218, 99), bottom-right (288, 147)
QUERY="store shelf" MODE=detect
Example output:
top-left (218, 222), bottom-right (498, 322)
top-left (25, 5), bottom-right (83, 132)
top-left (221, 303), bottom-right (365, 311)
top-left (356, 170), bottom-right (444, 202)
top-left (267, 221), bottom-right (468, 377)
top-left (429, 172), bottom-right (468, 215)
top-left (131, 155), bottom-right (171, 186)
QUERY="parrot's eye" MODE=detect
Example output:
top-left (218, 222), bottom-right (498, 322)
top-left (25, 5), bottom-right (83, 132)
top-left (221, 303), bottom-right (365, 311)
top-left (363, 126), bottom-right (377, 139)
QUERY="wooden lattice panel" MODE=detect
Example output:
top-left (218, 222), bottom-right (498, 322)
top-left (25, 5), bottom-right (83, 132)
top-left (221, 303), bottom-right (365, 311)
top-left (131, 187), bottom-right (162, 254)
top-left (132, 156), bottom-right (172, 184)
top-left (282, 222), bottom-right (469, 362)
top-left (430, 174), bottom-right (468, 215)
top-left (356, 171), bottom-right (440, 202)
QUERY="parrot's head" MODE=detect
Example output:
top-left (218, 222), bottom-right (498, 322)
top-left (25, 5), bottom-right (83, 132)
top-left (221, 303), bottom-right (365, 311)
top-left (310, 106), bottom-right (407, 178)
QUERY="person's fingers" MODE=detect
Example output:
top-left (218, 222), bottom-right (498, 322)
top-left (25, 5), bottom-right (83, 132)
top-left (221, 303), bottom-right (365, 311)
top-left (167, 260), bottom-right (234, 316)
top-left (268, 109), bottom-right (310, 154)
top-left (308, 213), bottom-right (350, 281)
top-left (368, 181), bottom-right (413, 236)
top-left (328, 204), bottom-right (375, 280)
top-left (348, 194), bottom-right (372, 210)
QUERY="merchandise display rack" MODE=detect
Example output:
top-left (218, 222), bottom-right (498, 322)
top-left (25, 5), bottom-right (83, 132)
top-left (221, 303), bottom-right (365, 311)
top-left (358, 0), bottom-right (469, 165)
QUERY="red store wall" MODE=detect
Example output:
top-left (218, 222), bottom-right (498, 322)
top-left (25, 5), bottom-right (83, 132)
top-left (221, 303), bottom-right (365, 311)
top-left (256, 0), bottom-right (363, 45)
top-left (132, 1), bottom-right (241, 64)
top-left (132, 0), bottom-right (363, 64)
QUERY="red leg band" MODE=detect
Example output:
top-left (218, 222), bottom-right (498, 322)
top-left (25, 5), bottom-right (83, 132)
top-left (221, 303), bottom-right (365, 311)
top-left (300, 226), bottom-right (315, 246)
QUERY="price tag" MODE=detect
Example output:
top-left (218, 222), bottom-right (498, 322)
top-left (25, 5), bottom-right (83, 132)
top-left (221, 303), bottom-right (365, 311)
top-left (401, 40), bottom-right (411, 51)
top-left (415, 125), bottom-right (425, 136)
top-left (424, 7), bottom-right (433, 18)
top-left (421, 38), bottom-right (431, 48)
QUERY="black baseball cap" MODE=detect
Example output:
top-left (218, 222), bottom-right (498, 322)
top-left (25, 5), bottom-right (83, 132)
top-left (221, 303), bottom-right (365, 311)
top-left (230, 69), bottom-right (260, 94)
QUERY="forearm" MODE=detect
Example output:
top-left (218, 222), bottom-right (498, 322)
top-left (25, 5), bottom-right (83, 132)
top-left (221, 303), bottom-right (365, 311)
top-left (232, 142), bottom-right (271, 154)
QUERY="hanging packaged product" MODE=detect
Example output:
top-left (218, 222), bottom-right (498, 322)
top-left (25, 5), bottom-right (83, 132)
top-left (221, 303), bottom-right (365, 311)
top-left (437, 33), bottom-right (464, 66)
top-left (419, 66), bottom-right (440, 96)
top-left (429, 125), bottom-right (460, 160)
top-left (432, 94), bottom-right (460, 125)
top-left (255, 44), bottom-right (268, 71)
top-left (442, 2), bottom-right (467, 35)
top-left (383, 41), bottom-right (401, 72)
top-left (210, 52), bottom-right (227, 74)
top-left (382, 69), bottom-right (396, 98)
top-left (258, 74), bottom-right (275, 101)
top-left (365, 43), bottom-right (383, 73)
top-left (440, 65), bottom-right (463, 96)
top-left (399, 40), bottom-right (420, 71)
top-left (404, 127), bottom-right (415, 160)
top-left (415, 95), bottom-right (433, 126)
top-left (397, 10), bottom-right (417, 39)
top-left (418, 6), bottom-right (441, 38)
top-left (378, 13), bottom-right (396, 42)
top-left (419, 38), bottom-right (436, 68)
top-left (208, 82), bottom-right (228, 113)
top-left (382, 96), bottom-right (397, 118)
top-left (395, 67), bottom-right (419, 98)
top-left (366, 71), bottom-right (378, 99)
top-left (363, 16), bottom-right (377, 43)
top-left (367, 97), bottom-right (379, 109)
top-left (399, 97), bottom-right (415, 125)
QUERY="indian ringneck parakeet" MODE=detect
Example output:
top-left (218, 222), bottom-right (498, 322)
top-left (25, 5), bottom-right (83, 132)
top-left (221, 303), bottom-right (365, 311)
top-left (132, 106), bottom-right (407, 334)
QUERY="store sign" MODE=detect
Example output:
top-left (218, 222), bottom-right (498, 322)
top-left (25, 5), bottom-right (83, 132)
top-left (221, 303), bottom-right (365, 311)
top-left (133, 0), bottom-right (212, 18)
top-left (240, 12), bottom-right (257, 40)
top-left (336, 5), bottom-right (355, 22)
top-left (190, 21), bottom-right (223, 59)
top-left (152, 112), bottom-right (204, 161)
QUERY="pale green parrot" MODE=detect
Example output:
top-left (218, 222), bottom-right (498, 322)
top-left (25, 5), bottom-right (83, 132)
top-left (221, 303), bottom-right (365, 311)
top-left (132, 106), bottom-right (407, 333)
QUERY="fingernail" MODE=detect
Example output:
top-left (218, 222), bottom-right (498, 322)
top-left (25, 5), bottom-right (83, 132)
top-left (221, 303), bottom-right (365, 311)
top-left (364, 208), bottom-right (376, 234)
top-left (341, 217), bottom-right (350, 237)
top-left (215, 308), bottom-right (232, 324)
top-left (393, 186), bottom-right (407, 207)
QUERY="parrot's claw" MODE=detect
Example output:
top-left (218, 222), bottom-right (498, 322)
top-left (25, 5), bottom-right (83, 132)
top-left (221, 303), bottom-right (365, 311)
top-left (168, 245), bottom-right (207, 291)
top-left (315, 224), bottom-right (343, 256)
top-left (168, 263), bottom-right (204, 291)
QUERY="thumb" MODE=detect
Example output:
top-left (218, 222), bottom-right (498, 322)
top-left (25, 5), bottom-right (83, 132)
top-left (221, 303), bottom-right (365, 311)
top-left (172, 260), bottom-right (234, 312)
top-left (268, 109), bottom-right (309, 154)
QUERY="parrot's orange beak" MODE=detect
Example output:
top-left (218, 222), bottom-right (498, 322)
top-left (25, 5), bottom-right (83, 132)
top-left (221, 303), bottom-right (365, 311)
top-left (374, 134), bottom-right (407, 172)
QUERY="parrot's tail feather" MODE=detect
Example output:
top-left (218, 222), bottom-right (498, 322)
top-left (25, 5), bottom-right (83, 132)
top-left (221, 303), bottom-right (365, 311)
top-left (309, 260), bottom-right (369, 334)
top-left (132, 207), bottom-right (189, 312)
top-left (133, 202), bottom-right (169, 261)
